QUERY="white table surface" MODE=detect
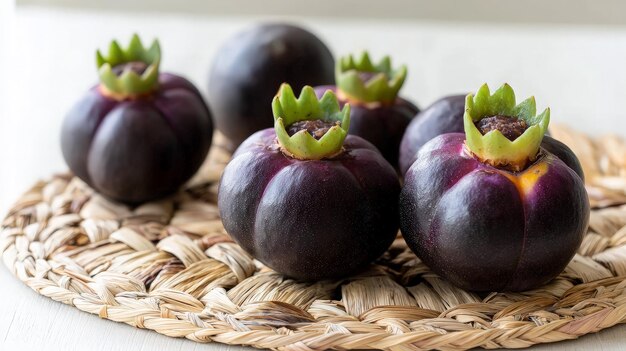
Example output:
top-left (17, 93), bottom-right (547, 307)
top-left (3, 5), bottom-right (626, 351)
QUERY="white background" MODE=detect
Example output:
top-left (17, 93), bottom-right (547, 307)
top-left (2, 3), bottom-right (626, 350)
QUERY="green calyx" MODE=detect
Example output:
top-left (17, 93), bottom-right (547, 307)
top-left (464, 83), bottom-right (550, 171)
top-left (273, 84), bottom-right (351, 160)
top-left (96, 34), bottom-right (161, 97)
top-left (336, 51), bottom-right (407, 104)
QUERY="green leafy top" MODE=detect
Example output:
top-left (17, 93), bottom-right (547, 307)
top-left (336, 51), bottom-right (407, 104)
top-left (464, 83), bottom-right (550, 171)
top-left (96, 34), bottom-right (161, 97)
top-left (273, 84), bottom-right (351, 160)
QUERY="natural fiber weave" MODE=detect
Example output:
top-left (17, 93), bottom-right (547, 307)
top-left (3, 125), bottom-right (626, 350)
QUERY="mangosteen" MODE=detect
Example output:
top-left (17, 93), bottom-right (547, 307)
top-left (399, 94), bottom-right (465, 175)
top-left (398, 94), bottom-right (584, 179)
top-left (209, 23), bottom-right (335, 149)
top-left (314, 52), bottom-right (418, 168)
top-left (218, 84), bottom-right (400, 281)
top-left (61, 35), bottom-right (213, 204)
top-left (399, 83), bottom-right (590, 292)
top-left (539, 135), bottom-right (584, 180)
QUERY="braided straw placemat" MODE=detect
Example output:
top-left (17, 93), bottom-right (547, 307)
top-left (3, 125), bottom-right (626, 350)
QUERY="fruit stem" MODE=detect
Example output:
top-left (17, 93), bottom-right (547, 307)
top-left (464, 83), bottom-right (550, 172)
top-left (336, 51), bottom-right (407, 104)
top-left (96, 34), bottom-right (161, 99)
top-left (272, 84), bottom-right (350, 160)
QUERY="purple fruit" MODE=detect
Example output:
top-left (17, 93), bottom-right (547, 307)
top-left (218, 84), bottom-right (400, 280)
top-left (399, 94), bottom-right (465, 175)
top-left (540, 135), bottom-right (584, 181)
top-left (398, 94), bottom-right (584, 179)
top-left (314, 52), bottom-right (419, 168)
top-left (209, 23), bottom-right (335, 148)
top-left (399, 84), bottom-right (589, 292)
top-left (61, 35), bottom-right (213, 203)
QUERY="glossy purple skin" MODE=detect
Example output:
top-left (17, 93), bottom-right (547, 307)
top-left (314, 86), bottom-right (419, 168)
top-left (209, 24), bottom-right (335, 148)
top-left (218, 129), bottom-right (400, 281)
top-left (399, 133), bottom-right (590, 292)
top-left (540, 136), bottom-right (584, 181)
top-left (399, 95), bottom-right (465, 175)
top-left (398, 95), bottom-right (585, 180)
top-left (61, 73), bottom-right (213, 204)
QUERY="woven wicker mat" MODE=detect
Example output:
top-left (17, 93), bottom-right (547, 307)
top-left (3, 124), bottom-right (626, 350)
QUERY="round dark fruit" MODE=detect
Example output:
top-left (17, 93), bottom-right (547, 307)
top-left (399, 84), bottom-right (589, 292)
top-left (61, 35), bottom-right (213, 204)
top-left (218, 84), bottom-right (400, 281)
top-left (209, 23), bottom-right (335, 148)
